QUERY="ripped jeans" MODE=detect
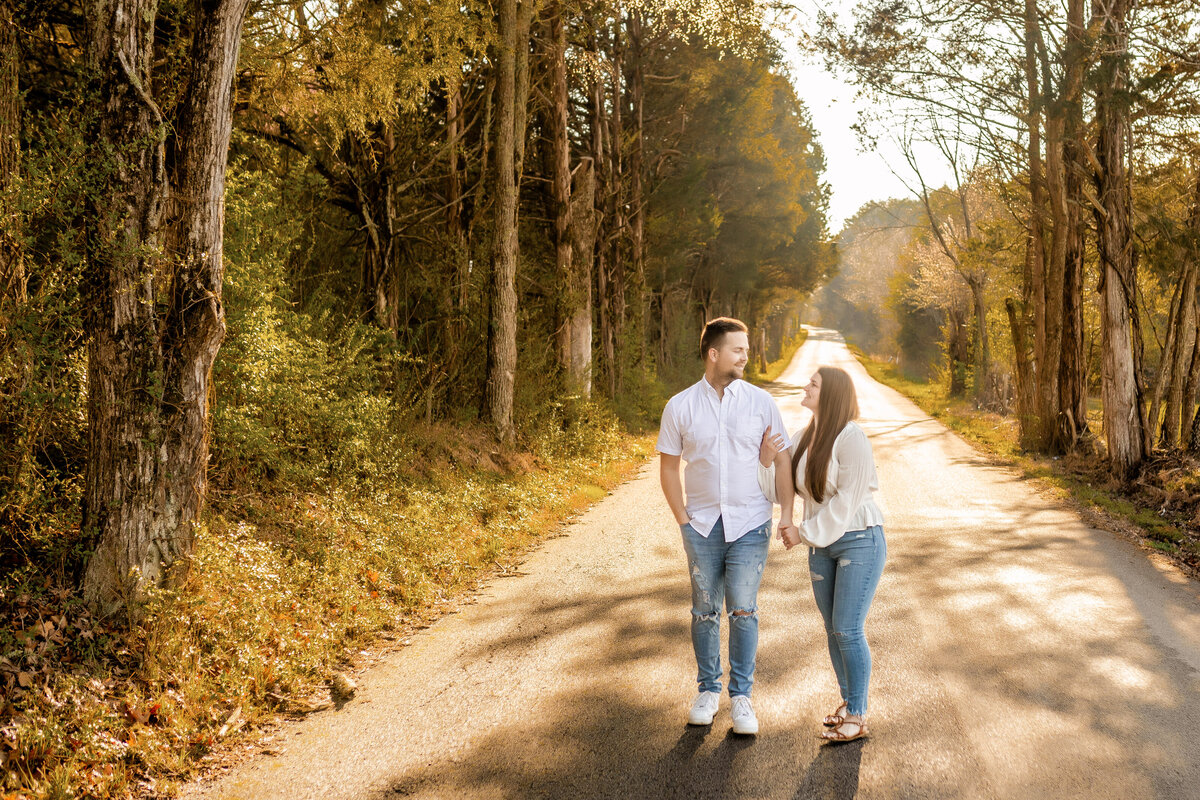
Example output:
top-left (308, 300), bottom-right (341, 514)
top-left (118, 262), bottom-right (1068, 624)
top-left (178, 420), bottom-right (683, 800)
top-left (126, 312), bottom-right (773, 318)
top-left (809, 525), bottom-right (886, 717)
top-left (680, 517), bottom-right (770, 698)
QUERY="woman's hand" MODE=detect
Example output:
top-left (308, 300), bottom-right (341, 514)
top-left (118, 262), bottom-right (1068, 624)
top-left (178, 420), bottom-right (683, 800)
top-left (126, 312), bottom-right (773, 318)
top-left (777, 522), bottom-right (802, 550)
top-left (759, 426), bottom-right (785, 467)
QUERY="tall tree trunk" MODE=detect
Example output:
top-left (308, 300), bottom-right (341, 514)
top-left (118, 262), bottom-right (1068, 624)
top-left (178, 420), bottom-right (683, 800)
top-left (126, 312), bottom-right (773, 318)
top-left (1176, 173), bottom-right (1200, 450)
top-left (1006, 297), bottom-right (1035, 431)
top-left (947, 305), bottom-right (970, 397)
top-left (484, 0), bottom-right (535, 442)
top-left (358, 159), bottom-right (399, 332)
top-left (1061, 0), bottom-right (1091, 450)
top-left (0, 0), bottom-right (19, 305)
top-left (1148, 269), bottom-right (1185, 442)
top-left (1182, 174), bottom-right (1200, 451)
top-left (448, 81), bottom-right (466, 311)
top-left (566, 161), bottom-right (596, 396)
top-left (1161, 263), bottom-right (1197, 447)
top-left (1016, 0), bottom-right (1045, 447)
top-left (604, 22), bottom-right (625, 397)
top-left (1040, 0), bottom-right (1088, 453)
top-left (626, 9), bottom-right (647, 369)
top-left (1023, 0), bottom-right (1047, 362)
top-left (443, 81), bottom-right (467, 390)
top-left (1092, 0), bottom-right (1146, 480)
top-left (0, 0), bottom-right (24, 480)
top-left (589, 27), bottom-right (614, 398)
top-left (1185, 332), bottom-right (1200, 453)
top-left (546, 3), bottom-right (577, 390)
top-left (967, 275), bottom-right (990, 383)
top-left (83, 0), bottom-right (250, 616)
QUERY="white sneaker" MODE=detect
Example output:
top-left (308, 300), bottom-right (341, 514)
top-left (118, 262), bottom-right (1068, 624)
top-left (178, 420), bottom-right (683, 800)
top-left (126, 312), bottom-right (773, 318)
top-left (687, 691), bottom-right (720, 725)
top-left (730, 695), bottom-right (758, 735)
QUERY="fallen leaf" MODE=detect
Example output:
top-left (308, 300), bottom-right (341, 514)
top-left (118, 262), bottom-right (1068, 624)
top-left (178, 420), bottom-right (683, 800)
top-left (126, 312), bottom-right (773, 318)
top-left (16, 672), bottom-right (31, 688)
top-left (124, 700), bottom-right (150, 725)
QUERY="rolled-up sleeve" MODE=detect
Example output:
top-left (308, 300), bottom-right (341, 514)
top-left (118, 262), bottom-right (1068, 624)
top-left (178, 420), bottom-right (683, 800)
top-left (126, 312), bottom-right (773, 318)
top-left (800, 427), bottom-right (875, 548)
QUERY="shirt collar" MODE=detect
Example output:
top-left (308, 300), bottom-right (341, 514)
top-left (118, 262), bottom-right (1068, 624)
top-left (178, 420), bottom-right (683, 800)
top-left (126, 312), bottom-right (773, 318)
top-left (701, 376), bottom-right (741, 398)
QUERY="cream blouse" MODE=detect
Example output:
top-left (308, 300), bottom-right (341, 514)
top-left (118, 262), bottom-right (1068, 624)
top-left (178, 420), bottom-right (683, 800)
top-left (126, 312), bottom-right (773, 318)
top-left (757, 420), bottom-right (884, 548)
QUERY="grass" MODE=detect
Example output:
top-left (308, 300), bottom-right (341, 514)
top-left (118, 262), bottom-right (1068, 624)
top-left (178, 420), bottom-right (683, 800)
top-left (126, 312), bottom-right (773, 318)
top-left (0, 421), bottom-right (655, 800)
top-left (749, 328), bottom-right (809, 386)
top-left (852, 347), bottom-right (1200, 573)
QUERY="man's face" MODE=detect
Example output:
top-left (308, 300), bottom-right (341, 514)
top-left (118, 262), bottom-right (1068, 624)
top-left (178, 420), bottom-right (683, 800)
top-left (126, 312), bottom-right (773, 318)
top-left (710, 331), bottom-right (749, 380)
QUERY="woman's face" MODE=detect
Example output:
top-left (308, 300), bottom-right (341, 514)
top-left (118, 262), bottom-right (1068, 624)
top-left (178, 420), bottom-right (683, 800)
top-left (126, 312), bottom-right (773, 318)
top-left (801, 372), bottom-right (822, 414)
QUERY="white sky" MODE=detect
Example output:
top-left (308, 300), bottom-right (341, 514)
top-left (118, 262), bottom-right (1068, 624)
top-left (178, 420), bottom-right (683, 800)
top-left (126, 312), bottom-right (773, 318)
top-left (778, 3), bottom-right (957, 232)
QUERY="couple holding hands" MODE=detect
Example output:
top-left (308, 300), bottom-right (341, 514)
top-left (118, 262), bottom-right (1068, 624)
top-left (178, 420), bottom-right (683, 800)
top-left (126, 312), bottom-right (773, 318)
top-left (657, 318), bottom-right (886, 743)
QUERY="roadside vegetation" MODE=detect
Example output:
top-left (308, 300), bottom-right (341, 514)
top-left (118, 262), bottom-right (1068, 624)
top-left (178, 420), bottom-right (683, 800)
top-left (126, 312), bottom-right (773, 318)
top-left (854, 349), bottom-right (1200, 576)
top-left (2, 414), bottom-right (651, 799)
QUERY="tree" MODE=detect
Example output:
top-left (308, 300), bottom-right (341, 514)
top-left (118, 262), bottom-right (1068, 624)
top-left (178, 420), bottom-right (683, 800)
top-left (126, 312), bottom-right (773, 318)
top-left (0, 0), bottom-right (19, 304)
top-left (1091, 0), bottom-right (1147, 479)
top-left (81, 0), bottom-right (250, 616)
top-left (483, 0), bottom-right (537, 442)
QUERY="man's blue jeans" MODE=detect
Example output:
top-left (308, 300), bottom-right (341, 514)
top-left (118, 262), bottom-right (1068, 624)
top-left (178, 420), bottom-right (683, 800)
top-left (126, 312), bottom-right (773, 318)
top-left (808, 524), bottom-right (886, 716)
top-left (680, 517), bottom-right (770, 697)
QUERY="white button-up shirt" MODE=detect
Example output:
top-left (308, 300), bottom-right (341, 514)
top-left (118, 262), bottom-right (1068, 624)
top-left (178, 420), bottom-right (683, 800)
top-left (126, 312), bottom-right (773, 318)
top-left (657, 377), bottom-right (791, 542)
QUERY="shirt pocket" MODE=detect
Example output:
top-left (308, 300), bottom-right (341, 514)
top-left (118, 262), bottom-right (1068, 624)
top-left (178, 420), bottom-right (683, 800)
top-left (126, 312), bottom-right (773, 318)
top-left (733, 412), bottom-right (767, 448)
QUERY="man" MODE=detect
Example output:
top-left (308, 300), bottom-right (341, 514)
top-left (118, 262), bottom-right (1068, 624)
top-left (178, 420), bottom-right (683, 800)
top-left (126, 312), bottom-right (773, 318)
top-left (657, 317), bottom-right (795, 735)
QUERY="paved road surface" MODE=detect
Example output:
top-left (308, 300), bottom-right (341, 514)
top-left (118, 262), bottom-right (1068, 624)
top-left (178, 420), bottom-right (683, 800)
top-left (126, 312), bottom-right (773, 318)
top-left (184, 327), bottom-right (1200, 800)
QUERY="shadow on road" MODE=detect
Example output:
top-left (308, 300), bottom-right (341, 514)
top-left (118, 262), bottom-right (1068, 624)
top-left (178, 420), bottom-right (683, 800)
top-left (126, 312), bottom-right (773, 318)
top-left (792, 740), bottom-right (865, 800)
top-left (366, 556), bottom-right (882, 800)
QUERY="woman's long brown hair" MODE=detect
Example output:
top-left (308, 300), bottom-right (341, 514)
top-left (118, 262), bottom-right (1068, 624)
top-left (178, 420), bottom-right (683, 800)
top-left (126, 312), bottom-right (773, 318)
top-left (792, 366), bottom-right (859, 504)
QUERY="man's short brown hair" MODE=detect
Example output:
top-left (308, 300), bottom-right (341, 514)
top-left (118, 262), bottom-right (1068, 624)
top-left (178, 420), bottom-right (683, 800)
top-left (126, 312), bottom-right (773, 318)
top-left (700, 317), bottom-right (749, 360)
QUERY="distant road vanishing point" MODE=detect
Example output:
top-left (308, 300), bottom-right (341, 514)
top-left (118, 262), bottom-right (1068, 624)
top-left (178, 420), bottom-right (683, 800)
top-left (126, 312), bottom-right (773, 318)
top-left (185, 326), bottom-right (1200, 800)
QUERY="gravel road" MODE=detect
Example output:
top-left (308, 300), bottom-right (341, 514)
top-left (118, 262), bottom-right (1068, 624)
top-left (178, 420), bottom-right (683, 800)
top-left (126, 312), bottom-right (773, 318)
top-left (183, 326), bottom-right (1200, 800)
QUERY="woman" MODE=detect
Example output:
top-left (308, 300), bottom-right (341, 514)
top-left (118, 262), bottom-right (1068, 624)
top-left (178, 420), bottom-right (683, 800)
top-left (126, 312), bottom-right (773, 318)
top-left (758, 366), bottom-right (885, 743)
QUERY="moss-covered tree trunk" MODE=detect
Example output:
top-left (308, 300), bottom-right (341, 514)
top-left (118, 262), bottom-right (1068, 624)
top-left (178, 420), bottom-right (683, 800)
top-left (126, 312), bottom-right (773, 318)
top-left (82, 0), bottom-right (249, 617)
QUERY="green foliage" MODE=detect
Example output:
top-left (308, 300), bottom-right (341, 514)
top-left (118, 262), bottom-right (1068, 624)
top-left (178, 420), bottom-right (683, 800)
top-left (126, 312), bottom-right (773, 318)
top-left (0, 101), bottom-right (93, 572)
top-left (646, 40), bottom-right (831, 307)
top-left (214, 160), bottom-right (413, 488)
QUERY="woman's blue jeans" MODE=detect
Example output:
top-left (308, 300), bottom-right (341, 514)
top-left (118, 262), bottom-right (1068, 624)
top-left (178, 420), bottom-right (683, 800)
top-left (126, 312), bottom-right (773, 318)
top-left (808, 525), bottom-right (886, 716)
top-left (680, 517), bottom-right (770, 698)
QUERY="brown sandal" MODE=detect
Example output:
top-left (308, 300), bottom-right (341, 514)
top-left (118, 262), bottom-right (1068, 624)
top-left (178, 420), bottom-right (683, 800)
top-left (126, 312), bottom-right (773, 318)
top-left (823, 702), bottom-right (848, 727)
top-left (821, 717), bottom-right (868, 743)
